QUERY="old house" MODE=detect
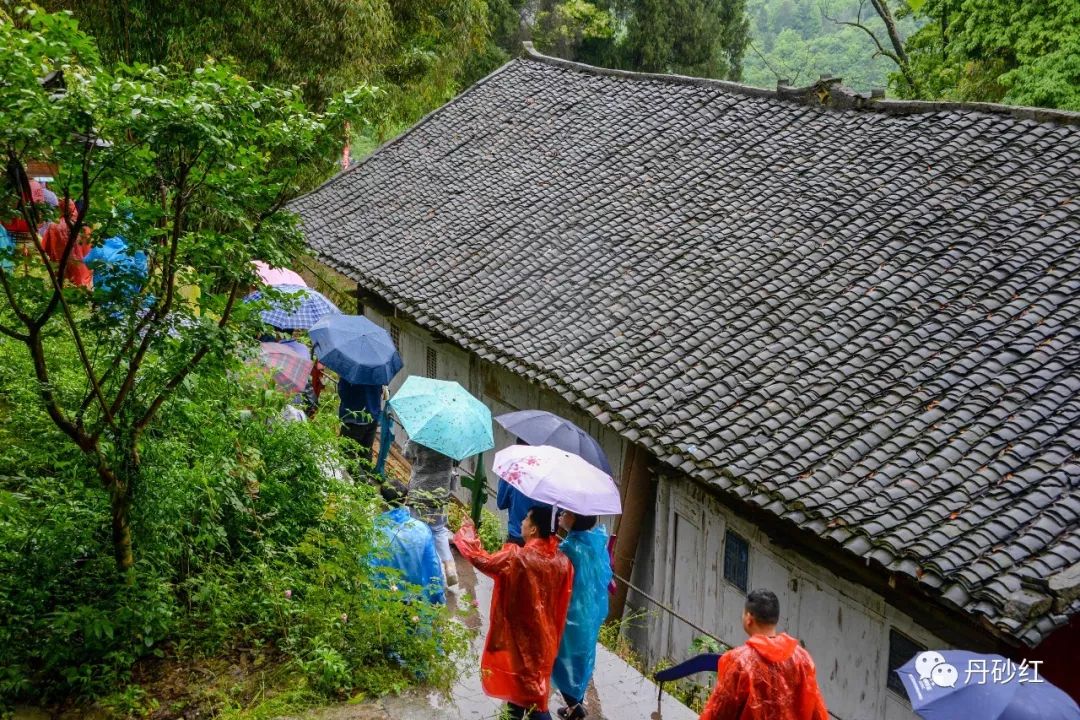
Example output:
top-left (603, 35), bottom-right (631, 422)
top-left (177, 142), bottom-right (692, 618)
top-left (290, 46), bottom-right (1080, 719)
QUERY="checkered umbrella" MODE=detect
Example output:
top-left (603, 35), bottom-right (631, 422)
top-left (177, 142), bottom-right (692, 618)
top-left (248, 284), bottom-right (340, 330)
top-left (255, 341), bottom-right (313, 395)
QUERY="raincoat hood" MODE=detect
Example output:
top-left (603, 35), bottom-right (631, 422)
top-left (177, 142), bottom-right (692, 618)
top-left (746, 633), bottom-right (800, 663)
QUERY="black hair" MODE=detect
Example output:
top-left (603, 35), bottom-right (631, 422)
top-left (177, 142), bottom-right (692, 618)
top-left (568, 512), bottom-right (598, 532)
top-left (527, 505), bottom-right (555, 539)
top-left (745, 589), bottom-right (780, 625)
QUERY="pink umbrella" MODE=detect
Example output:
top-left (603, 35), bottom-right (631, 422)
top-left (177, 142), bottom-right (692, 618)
top-left (254, 341), bottom-right (313, 395)
top-left (253, 260), bottom-right (308, 288)
top-left (493, 444), bottom-right (622, 516)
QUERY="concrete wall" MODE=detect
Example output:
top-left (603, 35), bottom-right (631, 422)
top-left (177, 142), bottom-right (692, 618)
top-left (627, 473), bottom-right (946, 720)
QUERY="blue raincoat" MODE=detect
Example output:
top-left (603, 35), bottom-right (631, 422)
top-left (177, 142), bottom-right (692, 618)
top-left (552, 526), bottom-right (612, 701)
top-left (369, 506), bottom-right (445, 604)
top-left (0, 226), bottom-right (13, 271)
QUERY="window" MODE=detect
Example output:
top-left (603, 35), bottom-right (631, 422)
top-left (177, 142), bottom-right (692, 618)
top-left (390, 324), bottom-right (402, 355)
top-left (723, 530), bottom-right (749, 592)
top-left (886, 629), bottom-right (926, 697)
top-left (425, 347), bottom-right (438, 378)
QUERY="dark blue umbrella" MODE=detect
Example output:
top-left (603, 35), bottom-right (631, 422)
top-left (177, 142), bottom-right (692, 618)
top-left (309, 314), bottom-right (402, 385)
top-left (494, 410), bottom-right (612, 474)
top-left (896, 650), bottom-right (1079, 720)
top-left (654, 653), bottom-right (723, 682)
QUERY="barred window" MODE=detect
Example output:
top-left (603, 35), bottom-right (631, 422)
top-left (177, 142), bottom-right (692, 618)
top-left (723, 530), bottom-right (749, 592)
top-left (887, 629), bottom-right (925, 697)
top-left (390, 324), bottom-right (402, 355)
top-left (426, 347), bottom-right (438, 378)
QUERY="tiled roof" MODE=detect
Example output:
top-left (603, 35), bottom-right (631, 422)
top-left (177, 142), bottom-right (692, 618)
top-left (290, 50), bottom-right (1080, 646)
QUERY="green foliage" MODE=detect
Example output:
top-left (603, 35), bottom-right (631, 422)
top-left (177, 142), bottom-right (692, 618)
top-left (527, 0), bottom-right (750, 81)
top-left (0, 335), bottom-right (468, 706)
top-left (742, 0), bottom-right (919, 91)
top-left (447, 502), bottom-right (505, 553)
top-left (0, 5), bottom-right (372, 572)
top-left (901, 0), bottom-right (1080, 109)
top-left (32, 0), bottom-right (504, 134)
top-left (623, 0), bottom-right (751, 78)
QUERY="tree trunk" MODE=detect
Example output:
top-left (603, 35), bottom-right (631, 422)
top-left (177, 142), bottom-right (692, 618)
top-left (110, 482), bottom-right (134, 573)
top-left (98, 448), bottom-right (138, 575)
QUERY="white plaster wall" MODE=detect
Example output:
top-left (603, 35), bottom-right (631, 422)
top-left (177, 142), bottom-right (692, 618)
top-left (634, 474), bottom-right (947, 720)
top-left (363, 311), bottom-right (628, 529)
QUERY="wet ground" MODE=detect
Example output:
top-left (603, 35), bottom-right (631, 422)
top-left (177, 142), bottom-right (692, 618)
top-left (289, 550), bottom-right (698, 720)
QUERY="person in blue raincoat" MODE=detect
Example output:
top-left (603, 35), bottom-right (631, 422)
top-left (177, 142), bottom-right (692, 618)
top-left (369, 506), bottom-right (445, 605)
top-left (552, 511), bottom-right (612, 720)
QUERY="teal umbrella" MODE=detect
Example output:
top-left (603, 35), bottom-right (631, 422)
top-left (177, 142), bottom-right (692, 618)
top-left (387, 376), bottom-right (494, 461)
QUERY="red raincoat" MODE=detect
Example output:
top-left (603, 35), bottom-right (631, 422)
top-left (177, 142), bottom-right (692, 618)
top-left (453, 525), bottom-right (573, 711)
top-left (699, 633), bottom-right (829, 720)
top-left (42, 200), bottom-right (92, 288)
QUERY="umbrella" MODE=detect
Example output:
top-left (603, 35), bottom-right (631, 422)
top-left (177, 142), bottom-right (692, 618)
top-left (387, 376), bottom-right (493, 461)
top-left (309, 314), bottom-right (403, 385)
top-left (896, 650), bottom-right (1079, 720)
top-left (247, 284), bottom-right (340, 330)
top-left (254, 341), bottom-right (314, 395)
top-left (253, 260), bottom-right (307, 288)
top-left (495, 409), bottom-right (611, 474)
top-left (492, 444), bottom-right (622, 516)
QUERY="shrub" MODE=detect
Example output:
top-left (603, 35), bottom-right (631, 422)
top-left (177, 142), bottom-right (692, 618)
top-left (0, 336), bottom-right (467, 708)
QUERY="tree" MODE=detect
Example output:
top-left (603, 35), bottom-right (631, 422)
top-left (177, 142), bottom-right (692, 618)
top-left (621, 0), bottom-right (751, 79)
top-left (533, 0), bottom-right (616, 64)
top-left (33, 0), bottom-right (498, 130)
top-left (821, 0), bottom-right (919, 93)
top-left (0, 7), bottom-right (368, 573)
top-left (900, 0), bottom-right (1080, 109)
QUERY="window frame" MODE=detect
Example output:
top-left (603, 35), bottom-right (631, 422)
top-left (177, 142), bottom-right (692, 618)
top-left (722, 529), bottom-right (750, 593)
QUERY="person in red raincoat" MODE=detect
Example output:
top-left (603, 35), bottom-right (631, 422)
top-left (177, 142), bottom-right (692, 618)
top-left (700, 589), bottom-right (829, 720)
top-left (41, 199), bottom-right (92, 288)
top-left (454, 505), bottom-right (573, 720)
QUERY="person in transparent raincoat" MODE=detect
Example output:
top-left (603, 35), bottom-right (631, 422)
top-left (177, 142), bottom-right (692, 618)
top-left (551, 511), bottom-right (612, 720)
top-left (369, 505), bottom-right (445, 605)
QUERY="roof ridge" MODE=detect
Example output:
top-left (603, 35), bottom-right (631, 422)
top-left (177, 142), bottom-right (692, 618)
top-left (521, 42), bottom-right (1080, 127)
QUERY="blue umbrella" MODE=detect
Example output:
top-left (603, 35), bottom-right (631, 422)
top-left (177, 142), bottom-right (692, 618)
top-left (387, 376), bottom-right (494, 461)
top-left (85, 236), bottom-right (148, 300)
top-left (309, 314), bottom-right (402, 385)
top-left (495, 409), bottom-right (612, 474)
top-left (896, 650), bottom-right (1079, 720)
top-left (247, 284), bottom-right (341, 330)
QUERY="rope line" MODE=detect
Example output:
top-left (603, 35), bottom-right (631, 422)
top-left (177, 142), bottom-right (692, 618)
top-left (614, 573), bottom-right (845, 720)
top-left (613, 572), bottom-right (734, 651)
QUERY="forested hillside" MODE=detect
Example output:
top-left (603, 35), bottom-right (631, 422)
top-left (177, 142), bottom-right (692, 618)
top-left (742, 0), bottom-right (918, 92)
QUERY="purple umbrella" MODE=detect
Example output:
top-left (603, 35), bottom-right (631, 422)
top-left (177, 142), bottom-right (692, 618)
top-left (493, 444), bottom-right (621, 516)
top-left (495, 409), bottom-right (611, 474)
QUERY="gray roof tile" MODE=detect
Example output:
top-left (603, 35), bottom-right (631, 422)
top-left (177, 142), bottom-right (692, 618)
top-left (291, 54), bottom-right (1080, 646)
